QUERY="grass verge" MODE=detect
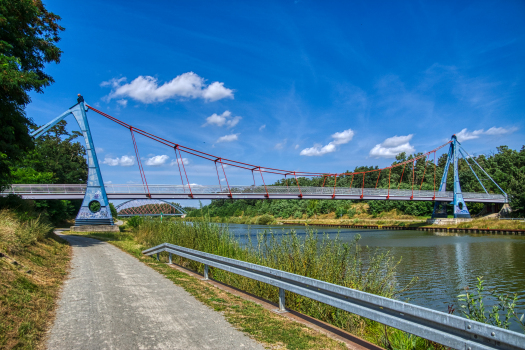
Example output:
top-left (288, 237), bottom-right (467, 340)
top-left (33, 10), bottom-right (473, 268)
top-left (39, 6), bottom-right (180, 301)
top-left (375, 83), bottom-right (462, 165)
top-left (0, 210), bottom-right (71, 350)
top-left (69, 230), bottom-right (348, 350)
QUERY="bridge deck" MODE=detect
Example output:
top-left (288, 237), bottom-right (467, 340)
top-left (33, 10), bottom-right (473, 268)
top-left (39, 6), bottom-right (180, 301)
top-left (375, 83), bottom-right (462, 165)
top-left (2, 184), bottom-right (507, 203)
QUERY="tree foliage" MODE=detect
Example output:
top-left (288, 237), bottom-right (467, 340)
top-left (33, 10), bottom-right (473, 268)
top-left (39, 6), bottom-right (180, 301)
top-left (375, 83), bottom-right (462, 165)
top-left (3, 120), bottom-right (87, 224)
top-left (0, 0), bottom-right (64, 190)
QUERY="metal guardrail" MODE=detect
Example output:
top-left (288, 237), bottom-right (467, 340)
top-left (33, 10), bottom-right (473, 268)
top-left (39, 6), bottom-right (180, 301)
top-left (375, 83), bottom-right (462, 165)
top-left (143, 243), bottom-right (525, 350)
top-left (3, 184), bottom-right (508, 202)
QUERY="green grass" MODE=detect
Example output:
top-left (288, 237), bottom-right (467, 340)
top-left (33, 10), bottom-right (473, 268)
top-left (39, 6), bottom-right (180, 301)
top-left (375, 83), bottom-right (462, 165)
top-left (0, 210), bottom-right (71, 350)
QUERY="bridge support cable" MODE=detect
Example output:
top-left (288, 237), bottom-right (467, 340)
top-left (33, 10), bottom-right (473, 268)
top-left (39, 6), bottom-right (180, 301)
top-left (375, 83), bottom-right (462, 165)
top-left (387, 168), bottom-right (392, 199)
top-left (398, 163), bottom-right (406, 189)
top-left (332, 174), bottom-right (338, 199)
top-left (174, 146), bottom-right (187, 193)
top-left (433, 151), bottom-right (437, 200)
top-left (459, 149), bottom-right (488, 194)
top-left (459, 145), bottom-right (507, 199)
top-left (375, 170), bottom-right (381, 189)
top-left (419, 156), bottom-right (429, 190)
top-left (177, 146), bottom-right (193, 198)
top-left (361, 173), bottom-right (365, 199)
top-left (411, 159), bottom-right (415, 200)
top-left (130, 127), bottom-right (151, 198)
top-left (218, 158), bottom-right (231, 198)
top-left (293, 172), bottom-right (302, 198)
top-left (258, 167), bottom-right (269, 198)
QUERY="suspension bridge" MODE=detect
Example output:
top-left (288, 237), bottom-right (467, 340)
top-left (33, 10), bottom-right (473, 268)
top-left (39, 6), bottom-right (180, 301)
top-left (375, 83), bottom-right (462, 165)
top-left (1, 95), bottom-right (508, 226)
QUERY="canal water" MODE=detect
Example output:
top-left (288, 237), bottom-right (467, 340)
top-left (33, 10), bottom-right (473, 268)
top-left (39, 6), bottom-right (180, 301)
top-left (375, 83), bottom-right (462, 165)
top-left (225, 223), bottom-right (525, 332)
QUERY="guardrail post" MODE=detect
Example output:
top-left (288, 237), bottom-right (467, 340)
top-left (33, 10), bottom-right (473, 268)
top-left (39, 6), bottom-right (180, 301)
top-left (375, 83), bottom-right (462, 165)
top-left (278, 288), bottom-right (286, 312)
top-left (156, 253), bottom-right (159, 261)
top-left (169, 253), bottom-right (172, 264)
top-left (203, 264), bottom-right (209, 280)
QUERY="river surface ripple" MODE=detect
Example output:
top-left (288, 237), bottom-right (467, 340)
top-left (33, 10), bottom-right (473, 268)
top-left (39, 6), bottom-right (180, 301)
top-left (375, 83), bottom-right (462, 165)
top-left (224, 223), bottom-right (525, 333)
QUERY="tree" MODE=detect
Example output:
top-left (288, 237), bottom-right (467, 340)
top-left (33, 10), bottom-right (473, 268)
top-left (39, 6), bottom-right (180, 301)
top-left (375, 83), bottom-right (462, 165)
top-left (9, 119), bottom-right (87, 224)
top-left (0, 0), bottom-right (64, 190)
top-left (13, 120), bottom-right (88, 184)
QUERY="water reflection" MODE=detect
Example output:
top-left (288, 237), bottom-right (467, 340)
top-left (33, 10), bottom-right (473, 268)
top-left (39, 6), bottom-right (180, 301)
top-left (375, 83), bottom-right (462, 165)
top-left (224, 223), bottom-right (525, 332)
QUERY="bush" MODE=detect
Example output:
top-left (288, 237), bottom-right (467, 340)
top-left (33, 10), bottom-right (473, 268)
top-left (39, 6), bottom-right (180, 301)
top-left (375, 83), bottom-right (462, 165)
top-left (127, 216), bottom-right (143, 228)
top-left (256, 214), bottom-right (274, 225)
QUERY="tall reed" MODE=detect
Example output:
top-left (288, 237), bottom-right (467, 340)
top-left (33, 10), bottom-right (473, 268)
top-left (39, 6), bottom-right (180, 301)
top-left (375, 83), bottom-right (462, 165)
top-left (133, 217), bottom-right (412, 338)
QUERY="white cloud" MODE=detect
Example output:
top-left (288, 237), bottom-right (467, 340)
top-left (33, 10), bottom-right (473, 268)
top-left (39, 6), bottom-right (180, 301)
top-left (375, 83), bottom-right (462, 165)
top-left (331, 129), bottom-right (355, 145)
top-left (275, 139), bottom-right (287, 150)
top-left (259, 124), bottom-right (266, 131)
top-left (456, 127), bottom-right (518, 142)
top-left (102, 155), bottom-right (135, 167)
top-left (103, 72), bottom-right (234, 103)
top-left (169, 158), bottom-right (190, 166)
top-left (104, 181), bottom-right (112, 184)
top-left (95, 147), bottom-right (104, 153)
top-left (300, 128), bottom-right (354, 156)
top-left (120, 155), bottom-right (134, 166)
top-left (145, 155), bottom-right (169, 166)
top-left (216, 133), bottom-right (239, 143)
top-left (295, 144), bottom-right (299, 149)
top-left (203, 110), bottom-right (241, 128)
top-left (116, 99), bottom-right (128, 108)
top-left (369, 134), bottom-right (415, 158)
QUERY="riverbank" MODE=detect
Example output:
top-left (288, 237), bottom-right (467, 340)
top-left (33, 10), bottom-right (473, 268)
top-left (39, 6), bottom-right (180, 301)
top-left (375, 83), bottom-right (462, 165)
top-left (191, 214), bottom-right (525, 233)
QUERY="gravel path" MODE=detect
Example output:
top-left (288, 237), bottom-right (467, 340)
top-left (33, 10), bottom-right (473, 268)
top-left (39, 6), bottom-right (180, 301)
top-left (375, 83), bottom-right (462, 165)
top-left (46, 234), bottom-right (264, 350)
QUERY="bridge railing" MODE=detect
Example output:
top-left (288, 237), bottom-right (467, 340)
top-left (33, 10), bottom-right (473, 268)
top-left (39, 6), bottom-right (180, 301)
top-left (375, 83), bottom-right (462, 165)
top-left (4, 184), bottom-right (507, 202)
top-left (143, 242), bottom-right (524, 350)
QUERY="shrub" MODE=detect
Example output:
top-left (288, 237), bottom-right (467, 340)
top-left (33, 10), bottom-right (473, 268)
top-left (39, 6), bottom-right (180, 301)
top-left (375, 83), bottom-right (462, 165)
top-left (127, 216), bottom-right (143, 228)
top-left (256, 214), bottom-right (274, 225)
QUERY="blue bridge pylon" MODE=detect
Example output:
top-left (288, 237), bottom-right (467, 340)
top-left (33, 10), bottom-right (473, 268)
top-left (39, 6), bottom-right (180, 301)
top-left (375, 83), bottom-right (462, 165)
top-left (432, 135), bottom-right (508, 219)
top-left (31, 95), bottom-right (113, 226)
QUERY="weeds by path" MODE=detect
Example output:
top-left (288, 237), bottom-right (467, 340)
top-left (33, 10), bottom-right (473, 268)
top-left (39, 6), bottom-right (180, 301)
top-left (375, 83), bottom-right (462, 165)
top-left (0, 210), bottom-right (71, 350)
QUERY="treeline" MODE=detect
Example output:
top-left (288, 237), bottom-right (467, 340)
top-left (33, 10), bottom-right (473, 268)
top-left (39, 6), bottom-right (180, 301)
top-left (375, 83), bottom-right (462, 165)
top-left (0, 121), bottom-right (87, 224)
top-left (188, 145), bottom-right (525, 218)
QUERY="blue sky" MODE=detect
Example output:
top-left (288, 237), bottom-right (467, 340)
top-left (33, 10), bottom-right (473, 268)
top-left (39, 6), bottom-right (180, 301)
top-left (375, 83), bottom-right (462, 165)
top-left (28, 0), bottom-right (525, 191)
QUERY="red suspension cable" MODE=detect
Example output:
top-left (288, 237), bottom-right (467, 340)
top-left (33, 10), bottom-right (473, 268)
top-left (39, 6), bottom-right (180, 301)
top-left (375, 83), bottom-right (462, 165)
top-left (411, 159), bottom-right (415, 200)
top-left (419, 156), bottom-right (429, 190)
top-left (398, 163), bottom-right (406, 189)
top-left (177, 147), bottom-right (193, 198)
top-left (258, 167), bottom-right (269, 198)
top-left (387, 168), bottom-right (391, 199)
top-left (130, 128), bottom-right (150, 197)
top-left (361, 173), bottom-right (365, 199)
top-left (219, 158), bottom-right (231, 197)
top-left (375, 170), bottom-right (381, 189)
top-left (173, 146), bottom-right (186, 193)
top-left (215, 161), bottom-right (223, 191)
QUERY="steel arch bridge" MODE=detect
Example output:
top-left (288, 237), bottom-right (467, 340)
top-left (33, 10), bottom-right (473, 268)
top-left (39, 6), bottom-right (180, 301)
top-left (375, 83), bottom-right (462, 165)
top-left (115, 199), bottom-right (186, 217)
